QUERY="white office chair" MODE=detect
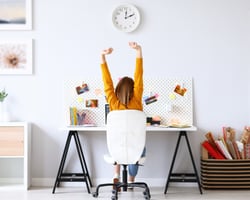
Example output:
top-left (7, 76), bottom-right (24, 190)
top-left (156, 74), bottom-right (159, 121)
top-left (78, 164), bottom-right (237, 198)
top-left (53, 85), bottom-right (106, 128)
top-left (93, 110), bottom-right (151, 200)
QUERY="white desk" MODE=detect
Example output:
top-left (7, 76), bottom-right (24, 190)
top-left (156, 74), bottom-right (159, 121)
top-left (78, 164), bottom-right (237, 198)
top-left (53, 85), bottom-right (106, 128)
top-left (52, 126), bottom-right (202, 194)
top-left (62, 125), bottom-right (197, 132)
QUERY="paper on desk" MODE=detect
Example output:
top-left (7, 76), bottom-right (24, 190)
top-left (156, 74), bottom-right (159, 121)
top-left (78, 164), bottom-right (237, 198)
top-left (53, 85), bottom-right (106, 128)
top-left (159, 124), bottom-right (191, 128)
top-left (169, 124), bottom-right (191, 128)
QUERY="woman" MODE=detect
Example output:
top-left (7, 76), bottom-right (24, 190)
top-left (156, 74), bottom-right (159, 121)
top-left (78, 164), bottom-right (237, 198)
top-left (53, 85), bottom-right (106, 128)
top-left (100, 42), bottom-right (145, 187)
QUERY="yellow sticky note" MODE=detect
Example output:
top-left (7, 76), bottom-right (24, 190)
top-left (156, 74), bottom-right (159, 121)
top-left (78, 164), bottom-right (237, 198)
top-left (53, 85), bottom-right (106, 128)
top-left (169, 93), bottom-right (176, 100)
top-left (77, 97), bottom-right (83, 103)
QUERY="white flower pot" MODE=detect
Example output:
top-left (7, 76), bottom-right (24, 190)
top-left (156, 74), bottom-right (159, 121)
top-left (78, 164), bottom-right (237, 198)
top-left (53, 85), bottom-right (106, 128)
top-left (0, 101), bottom-right (10, 122)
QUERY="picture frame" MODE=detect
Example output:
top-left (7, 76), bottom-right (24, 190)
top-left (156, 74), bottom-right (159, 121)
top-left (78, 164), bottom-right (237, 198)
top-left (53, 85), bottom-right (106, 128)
top-left (0, 0), bottom-right (32, 30)
top-left (0, 39), bottom-right (33, 75)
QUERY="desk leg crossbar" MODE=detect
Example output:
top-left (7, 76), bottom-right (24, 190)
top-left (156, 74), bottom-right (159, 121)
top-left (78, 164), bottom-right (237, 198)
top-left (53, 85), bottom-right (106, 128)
top-left (164, 131), bottom-right (202, 194)
top-left (52, 131), bottom-right (92, 193)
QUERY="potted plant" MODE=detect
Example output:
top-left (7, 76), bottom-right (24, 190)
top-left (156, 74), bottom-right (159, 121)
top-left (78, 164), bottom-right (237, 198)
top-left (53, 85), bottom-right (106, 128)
top-left (0, 89), bottom-right (8, 121)
top-left (0, 89), bottom-right (8, 102)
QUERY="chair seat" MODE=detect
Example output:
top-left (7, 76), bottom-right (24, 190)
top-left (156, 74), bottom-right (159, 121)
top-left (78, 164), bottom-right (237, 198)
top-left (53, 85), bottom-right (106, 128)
top-left (104, 154), bottom-right (146, 165)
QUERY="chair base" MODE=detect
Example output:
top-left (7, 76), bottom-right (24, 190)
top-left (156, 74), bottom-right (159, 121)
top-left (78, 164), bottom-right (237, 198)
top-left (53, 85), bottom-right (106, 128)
top-left (92, 165), bottom-right (151, 199)
top-left (93, 182), bottom-right (151, 200)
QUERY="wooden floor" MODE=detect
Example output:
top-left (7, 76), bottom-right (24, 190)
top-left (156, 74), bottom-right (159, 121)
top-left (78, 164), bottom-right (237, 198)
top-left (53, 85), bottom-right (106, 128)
top-left (0, 186), bottom-right (250, 200)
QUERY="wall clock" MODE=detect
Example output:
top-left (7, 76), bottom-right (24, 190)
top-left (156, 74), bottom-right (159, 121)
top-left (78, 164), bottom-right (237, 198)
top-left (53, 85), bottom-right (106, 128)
top-left (112, 4), bottom-right (141, 33)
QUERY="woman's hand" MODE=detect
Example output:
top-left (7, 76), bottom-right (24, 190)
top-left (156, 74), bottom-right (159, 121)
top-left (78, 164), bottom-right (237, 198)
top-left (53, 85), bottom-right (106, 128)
top-left (129, 42), bottom-right (141, 50)
top-left (101, 48), bottom-right (113, 55)
top-left (129, 42), bottom-right (142, 58)
top-left (101, 48), bottom-right (113, 64)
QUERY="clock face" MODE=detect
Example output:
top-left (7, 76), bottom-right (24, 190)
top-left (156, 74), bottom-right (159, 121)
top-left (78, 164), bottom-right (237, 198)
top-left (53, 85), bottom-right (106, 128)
top-left (112, 4), bottom-right (140, 33)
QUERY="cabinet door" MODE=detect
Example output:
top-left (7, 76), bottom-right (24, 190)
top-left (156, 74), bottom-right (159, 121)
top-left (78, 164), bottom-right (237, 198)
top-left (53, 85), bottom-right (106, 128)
top-left (0, 126), bottom-right (24, 156)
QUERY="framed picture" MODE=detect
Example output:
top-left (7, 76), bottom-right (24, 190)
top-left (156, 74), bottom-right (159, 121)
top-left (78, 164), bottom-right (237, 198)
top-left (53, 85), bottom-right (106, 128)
top-left (0, 40), bottom-right (33, 75)
top-left (0, 0), bottom-right (32, 30)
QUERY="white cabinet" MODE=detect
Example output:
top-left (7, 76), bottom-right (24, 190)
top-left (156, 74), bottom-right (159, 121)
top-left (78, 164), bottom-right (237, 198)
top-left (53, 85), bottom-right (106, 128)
top-left (0, 122), bottom-right (31, 190)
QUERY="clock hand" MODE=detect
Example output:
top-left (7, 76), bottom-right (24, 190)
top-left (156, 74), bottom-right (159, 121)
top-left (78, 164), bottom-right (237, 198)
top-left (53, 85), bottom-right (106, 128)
top-left (124, 9), bottom-right (127, 19)
top-left (125, 13), bottom-right (135, 19)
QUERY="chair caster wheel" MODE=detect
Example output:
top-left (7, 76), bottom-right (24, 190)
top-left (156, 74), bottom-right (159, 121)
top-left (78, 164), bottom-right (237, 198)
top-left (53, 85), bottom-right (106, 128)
top-left (92, 192), bottom-right (98, 198)
top-left (143, 190), bottom-right (151, 199)
top-left (111, 195), bottom-right (118, 200)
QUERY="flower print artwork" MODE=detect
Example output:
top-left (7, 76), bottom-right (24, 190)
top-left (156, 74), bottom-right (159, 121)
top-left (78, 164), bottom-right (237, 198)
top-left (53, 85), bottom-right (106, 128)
top-left (0, 44), bottom-right (26, 68)
top-left (0, 40), bottom-right (32, 74)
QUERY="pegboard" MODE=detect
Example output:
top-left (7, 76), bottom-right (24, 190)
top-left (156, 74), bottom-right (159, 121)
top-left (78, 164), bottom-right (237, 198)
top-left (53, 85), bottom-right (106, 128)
top-left (143, 78), bottom-right (193, 125)
top-left (63, 77), bottom-right (193, 127)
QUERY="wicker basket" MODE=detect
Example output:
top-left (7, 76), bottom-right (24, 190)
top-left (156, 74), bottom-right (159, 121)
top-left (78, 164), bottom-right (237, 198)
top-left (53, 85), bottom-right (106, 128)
top-left (201, 147), bottom-right (250, 189)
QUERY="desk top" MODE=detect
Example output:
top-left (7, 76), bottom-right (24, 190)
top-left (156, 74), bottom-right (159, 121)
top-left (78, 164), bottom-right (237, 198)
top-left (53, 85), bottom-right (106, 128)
top-left (63, 125), bottom-right (197, 132)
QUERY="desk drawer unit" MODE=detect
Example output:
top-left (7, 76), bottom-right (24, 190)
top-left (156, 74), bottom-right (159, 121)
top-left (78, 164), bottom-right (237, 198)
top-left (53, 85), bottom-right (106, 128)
top-left (0, 126), bottom-right (24, 156)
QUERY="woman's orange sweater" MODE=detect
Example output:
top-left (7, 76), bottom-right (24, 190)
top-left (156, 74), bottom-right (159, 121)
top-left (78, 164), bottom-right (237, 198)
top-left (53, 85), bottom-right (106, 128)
top-left (101, 58), bottom-right (143, 111)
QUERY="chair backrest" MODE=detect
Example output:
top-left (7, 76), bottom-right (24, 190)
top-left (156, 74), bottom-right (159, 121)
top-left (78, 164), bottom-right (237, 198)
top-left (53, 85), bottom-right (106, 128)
top-left (106, 110), bottom-right (146, 165)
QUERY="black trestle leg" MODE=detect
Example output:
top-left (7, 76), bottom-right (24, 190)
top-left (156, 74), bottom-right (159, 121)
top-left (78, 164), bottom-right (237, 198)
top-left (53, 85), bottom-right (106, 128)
top-left (52, 131), bottom-right (92, 194)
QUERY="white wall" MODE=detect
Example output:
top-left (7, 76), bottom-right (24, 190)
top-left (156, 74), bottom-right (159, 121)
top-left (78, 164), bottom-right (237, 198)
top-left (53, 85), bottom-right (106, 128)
top-left (0, 0), bottom-right (250, 186)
